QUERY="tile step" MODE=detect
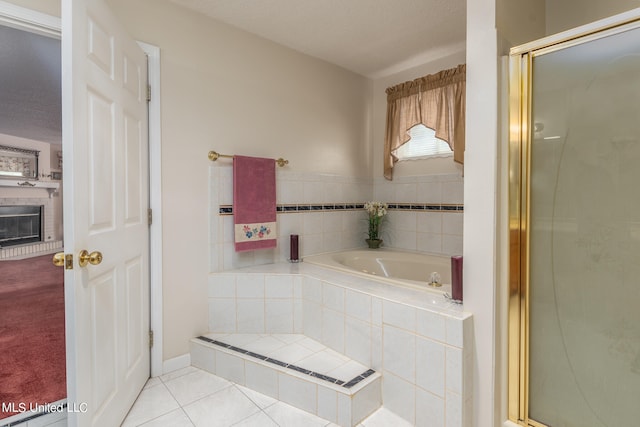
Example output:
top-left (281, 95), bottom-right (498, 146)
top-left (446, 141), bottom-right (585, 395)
top-left (190, 334), bottom-right (381, 427)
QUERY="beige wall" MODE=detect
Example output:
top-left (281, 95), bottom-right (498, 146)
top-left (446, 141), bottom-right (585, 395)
top-left (106, 0), bottom-right (371, 360)
top-left (371, 52), bottom-right (466, 179)
top-left (496, 0), bottom-right (640, 49)
top-left (546, 0), bottom-right (640, 35)
top-left (496, 0), bottom-right (640, 52)
top-left (3, 0), bottom-right (59, 16)
top-left (496, 0), bottom-right (546, 47)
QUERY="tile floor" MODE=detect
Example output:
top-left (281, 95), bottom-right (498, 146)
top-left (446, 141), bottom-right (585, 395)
top-left (122, 366), bottom-right (409, 427)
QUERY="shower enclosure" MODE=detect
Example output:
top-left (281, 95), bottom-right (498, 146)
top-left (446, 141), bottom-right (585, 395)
top-left (508, 14), bottom-right (640, 427)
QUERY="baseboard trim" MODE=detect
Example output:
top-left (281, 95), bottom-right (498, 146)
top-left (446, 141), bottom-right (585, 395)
top-left (161, 353), bottom-right (191, 376)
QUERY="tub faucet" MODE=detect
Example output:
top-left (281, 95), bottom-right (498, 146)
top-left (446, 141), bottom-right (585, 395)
top-left (428, 272), bottom-right (442, 287)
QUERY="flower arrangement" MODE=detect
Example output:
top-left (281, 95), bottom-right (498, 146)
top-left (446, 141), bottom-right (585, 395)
top-left (364, 201), bottom-right (388, 242)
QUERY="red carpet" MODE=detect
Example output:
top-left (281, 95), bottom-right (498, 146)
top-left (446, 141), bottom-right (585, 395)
top-left (0, 254), bottom-right (66, 420)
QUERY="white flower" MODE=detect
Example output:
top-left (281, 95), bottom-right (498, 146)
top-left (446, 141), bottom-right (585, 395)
top-left (364, 201), bottom-right (388, 217)
top-left (364, 202), bottom-right (387, 216)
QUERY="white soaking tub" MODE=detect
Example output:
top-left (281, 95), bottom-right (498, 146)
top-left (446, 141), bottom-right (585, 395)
top-left (304, 249), bottom-right (452, 294)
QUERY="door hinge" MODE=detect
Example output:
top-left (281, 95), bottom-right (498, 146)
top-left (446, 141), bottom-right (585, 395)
top-left (148, 208), bottom-right (153, 226)
top-left (146, 84), bottom-right (151, 102)
top-left (149, 330), bottom-right (154, 348)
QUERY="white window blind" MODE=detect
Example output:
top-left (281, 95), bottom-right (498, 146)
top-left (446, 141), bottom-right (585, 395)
top-left (394, 124), bottom-right (453, 160)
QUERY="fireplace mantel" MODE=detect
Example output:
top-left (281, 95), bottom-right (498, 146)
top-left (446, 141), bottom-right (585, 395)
top-left (0, 179), bottom-right (59, 198)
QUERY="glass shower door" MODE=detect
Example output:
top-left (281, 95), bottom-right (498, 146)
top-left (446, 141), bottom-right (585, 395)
top-left (510, 19), bottom-right (640, 427)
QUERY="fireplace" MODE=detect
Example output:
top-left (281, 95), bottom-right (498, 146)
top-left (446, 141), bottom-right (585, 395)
top-left (0, 205), bottom-right (44, 248)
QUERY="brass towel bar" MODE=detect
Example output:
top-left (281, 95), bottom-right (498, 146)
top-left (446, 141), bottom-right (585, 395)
top-left (208, 151), bottom-right (289, 167)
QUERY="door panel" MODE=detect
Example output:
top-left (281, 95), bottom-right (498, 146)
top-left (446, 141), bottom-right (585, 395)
top-left (91, 272), bottom-right (117, 414)
top-left (124, 112), bottom-right (143, 224)
top-left (528, 25), bottom-right (640, 426)
top-left (508, 18), bottom-right (640, 427)
top-left (87, 89), bottom-right (115, 232)
top-left (62, 0), bottom-right (149, 425)
top-left (125, 257), bottom-right (144, 376)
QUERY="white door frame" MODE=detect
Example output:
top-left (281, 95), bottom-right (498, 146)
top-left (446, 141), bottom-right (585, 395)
top-left (0, 0), bottom-right (164, 377)
top-left (138, 40), bottom-right (164, 378)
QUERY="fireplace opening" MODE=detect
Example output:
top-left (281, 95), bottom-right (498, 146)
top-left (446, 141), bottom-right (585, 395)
top-left (0, 205), bottom-right (44, 248)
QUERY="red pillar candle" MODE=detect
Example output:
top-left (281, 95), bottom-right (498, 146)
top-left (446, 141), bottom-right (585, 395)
top-left (451, 256), bottom-right (463, 302)
top-left (290, 234), bottom-right (299, 262)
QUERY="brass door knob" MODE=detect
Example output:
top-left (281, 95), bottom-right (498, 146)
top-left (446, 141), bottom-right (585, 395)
top-left (79, 250), bottom-right (103, 267)
top-left (52, 252), bottom-right (65, 267)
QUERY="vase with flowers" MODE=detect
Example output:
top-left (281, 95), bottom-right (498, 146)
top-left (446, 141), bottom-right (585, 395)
top-left (364, 201), bottom-right (388, 249)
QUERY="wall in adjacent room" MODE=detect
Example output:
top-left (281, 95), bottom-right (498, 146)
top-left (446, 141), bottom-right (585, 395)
top-left (0, 133), bottom-right (63, 242)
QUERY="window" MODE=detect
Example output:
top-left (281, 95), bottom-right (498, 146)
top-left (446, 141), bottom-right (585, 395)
top-left (393, 124), bottom-right (453, 160)
top-left (383, 64), bottom-right (465, 179)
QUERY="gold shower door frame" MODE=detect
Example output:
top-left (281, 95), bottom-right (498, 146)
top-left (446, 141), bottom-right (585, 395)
top-left (507, 14), bottom-right (640, 427)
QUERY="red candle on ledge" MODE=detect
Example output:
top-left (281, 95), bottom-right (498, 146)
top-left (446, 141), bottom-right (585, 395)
top-left (290, 234), bottom-right (299, 262)
top-left (451, 255), bottom-right (463, 302)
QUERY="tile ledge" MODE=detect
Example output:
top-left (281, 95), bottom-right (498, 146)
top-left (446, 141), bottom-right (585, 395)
top-left (209, 261), bottom-right (472, 319)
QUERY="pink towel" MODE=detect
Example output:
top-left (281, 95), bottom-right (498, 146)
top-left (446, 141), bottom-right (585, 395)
top-left (233, 155), bottom-right (277, 252)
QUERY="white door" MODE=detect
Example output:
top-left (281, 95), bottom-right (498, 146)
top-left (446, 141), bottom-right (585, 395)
top-left (61, 0), bottom-right (149, 425)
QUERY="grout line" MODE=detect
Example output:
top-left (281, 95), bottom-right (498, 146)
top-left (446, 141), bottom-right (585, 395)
top-left (234, 384), bottom-right (278, 412)
top-left (179, 407), bottom-right (196, 427)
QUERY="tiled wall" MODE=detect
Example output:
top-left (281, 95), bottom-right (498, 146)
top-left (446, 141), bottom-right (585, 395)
top-left (209, 165), bottom-right (373, 271)
top-left (209, 165), bottom-right (464, 272)
top-left (301, 275), bottom-right (472, 427)
top-left (207, 266), bottom-right (472, 427)
top-left (208, 272), bottom-right (304, 334)
top-left (374, 174), bottom-right (464, 255)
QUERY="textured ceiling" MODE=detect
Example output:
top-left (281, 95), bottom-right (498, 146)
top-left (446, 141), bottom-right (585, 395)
top-left (169, 0), bottom-right (466, 78)
top-left (0, 25), bottom-right (61, 145)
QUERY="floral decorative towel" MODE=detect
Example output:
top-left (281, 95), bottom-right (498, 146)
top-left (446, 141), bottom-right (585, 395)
top-left (233, 155), bottom-right (277, 252)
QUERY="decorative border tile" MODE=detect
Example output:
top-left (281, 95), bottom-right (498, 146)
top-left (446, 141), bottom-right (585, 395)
top-left (196, 336), bottom-right (375, 389)
top-left (219, 203), bottom-right (463, 215)
top-left (219, 206), bottom-right (233, 215)
top-left (387, 203), bottom-right (464, 211)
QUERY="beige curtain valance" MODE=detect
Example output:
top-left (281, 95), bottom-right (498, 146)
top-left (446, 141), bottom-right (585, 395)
top-left (384, 64), bottom-right (466, 180)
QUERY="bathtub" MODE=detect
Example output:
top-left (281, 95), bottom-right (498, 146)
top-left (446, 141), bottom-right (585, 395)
top-left (303, 249), bottom-right (452, 294)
